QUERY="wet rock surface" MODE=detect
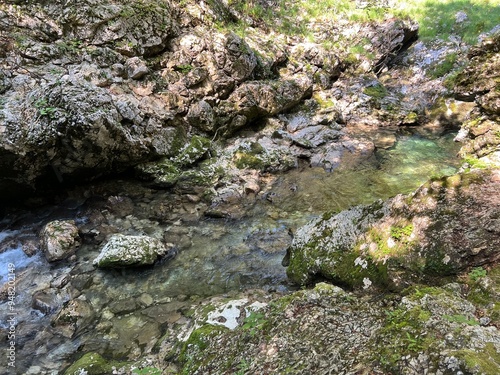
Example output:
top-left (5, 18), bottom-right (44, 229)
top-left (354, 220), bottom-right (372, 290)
top-left (40, 220), bottom-right (79, 262)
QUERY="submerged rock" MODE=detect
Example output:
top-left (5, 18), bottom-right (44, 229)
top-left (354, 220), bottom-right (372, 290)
top-left (93, 234), bottom-right (173, 268)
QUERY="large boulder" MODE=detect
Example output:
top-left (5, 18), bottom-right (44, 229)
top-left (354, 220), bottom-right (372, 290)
top-left (215, 75), bottom-right (313, 133)
top-left (93, 234), bottom-right (173, 267)
top-left (285, 169), bottom-right (500, 289)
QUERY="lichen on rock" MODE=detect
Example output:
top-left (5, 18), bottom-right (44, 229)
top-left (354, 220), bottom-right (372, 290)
top-left (93, 234), bottom-right (173, 268)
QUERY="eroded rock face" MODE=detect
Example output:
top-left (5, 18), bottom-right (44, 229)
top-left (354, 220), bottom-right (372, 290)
top-left (93, 234), bottom-right (173, 267)
top-left (40, 220), bottom-right (79, 262)
top-left (453, 33), bottom-right (500, 166)
top-left (285, 170), bottom-right (500, 289)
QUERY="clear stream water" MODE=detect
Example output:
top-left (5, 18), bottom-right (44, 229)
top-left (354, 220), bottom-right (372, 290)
top-left (0, 131), bottom-right (461, 373)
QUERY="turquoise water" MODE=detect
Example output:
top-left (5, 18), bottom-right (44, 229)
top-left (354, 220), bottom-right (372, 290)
top-left (266, 132), bottom-right (461, 217)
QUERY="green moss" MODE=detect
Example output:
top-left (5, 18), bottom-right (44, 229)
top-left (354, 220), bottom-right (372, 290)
top-left (390, 224), bottom-right (413, 240)
top-left (133, 367), bottom-right (162, 375)
top-left (376, 305), bottom-right (433, 371)
top-left (234, 152), bottom-right (266, 169)
top-left (178, 325), bottom-right (228, 374)
top-left (428, 52), bottom-right (458, 78)
top-left (463, 156), bottom-right (490, 170)
top-left (455, 343), bottom-right (500, 375)
top-left (403, 111), bottom-right (419, 124)
top-left (175, 135), bottom-right (211, 167)
top-left (175, 64), bottom-right (193, 74)
top-left (442, 314), bottom-right (479, 326)
top-left (64, 352), bottom-right (130, 375)
top-left (363, 83), bottom-right (388, 99)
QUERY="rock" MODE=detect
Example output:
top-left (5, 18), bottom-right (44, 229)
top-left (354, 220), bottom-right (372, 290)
top-left (186, 100), bottom-right (215, 132)
top-left (93, 234), bottom-right (172, 267)
top-left (285, 170), bottom-right (500, 288)
top-left (32, 290), bottom-right (60, 314)
top-left (173, 281), bottom-right (500, 375)
top-left (52, 298), bottom-right (95, 338)
top-left (454, 33), bottom-right (499, 102)
top-left (63, 352), bottom-right (120, 375)
top-left (216, 75), bottom-right (313, 133)
top-left (105, 195), bottom-right (134, 217)
top-left (124, 57), bottom-right (149, 79)
top-left (40, 220), bottom-right (79, 262)
top-left (370, 19), bottom-right (419, 72)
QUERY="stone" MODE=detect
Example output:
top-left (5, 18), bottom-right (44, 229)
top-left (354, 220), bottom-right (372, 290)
top-left (187, 100), bottom-right (215, 132)
top-left (285, 170), bottom-right (500, 288)
top-left (93, 234), bottom-right (172, 268)
top-left (53, 298), bottom-right (95, 338)
top-left (125, 57), bottom-right (149, 80)
top-left (32, 290), bottom-right (60, 314)
top-left (40, 220), bottom-right (79, 262)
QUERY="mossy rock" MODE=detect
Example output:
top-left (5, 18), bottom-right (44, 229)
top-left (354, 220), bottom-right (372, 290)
top-left (177, 325), bottom-right (229, 374)
top-left (454, 343), bottom-right (500, 375)
top-left (174, 135), bottom-right (212, 167)
top-left (64, 352), bottom-right (129, 375)
top-left (363, 83), bottom-right (387, 99)
top-left (135, 158), bottom-right (181, 187)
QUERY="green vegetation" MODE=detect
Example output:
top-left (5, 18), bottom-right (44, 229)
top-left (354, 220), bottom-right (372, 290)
top-left (242, 311), bottom-right (267, 336)
top-left (219, 0), bottom-right (500, 46)
top-left (455, 343), bottom-right (500, 375)
top-left (363, 83), bottom-right (388, 99)
top-left (178, 325), bottom-right (228, 375)
top-left (428, 52), bottom-right (458, 78)
top-left (390, 224), bottom-right (413, 240)
top-left (463, 156), bottom-right (490, 170)
top-left (132, 367), bottom-right (162, 375)
top-left (34, 98), bottom-right (57, 118)
top-left (378, 305), bottom-right (433, 369)
top-left (468, 266), bottom-right (487, 281)
top-left (443, 314), bottom-right (479, 325)
top-left (175, 64), bottom-right (194, 74)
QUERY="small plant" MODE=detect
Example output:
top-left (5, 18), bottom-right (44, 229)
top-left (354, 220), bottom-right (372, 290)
top-left (443, 314), bottom-right (480, 326)
top-left (34, 98), bottom-right (57, 118)
top-left (363, 83), bottom-right (388, 99)
top-left (428, 52), bottom-right (458, 78)
top-left (242, 311), bottom-right (267, 336)
top-left (390, 225), bottom-right (413, 240)
top-left (175, 64), bottom-right (193, 74)
top-left (469, 267), bottom-right (487, 282)
top-left (235, 358), bottom-right (250, 375)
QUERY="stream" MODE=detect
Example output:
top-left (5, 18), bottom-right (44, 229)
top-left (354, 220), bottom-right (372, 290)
top-left (0, 130), bottom-right (461, 373)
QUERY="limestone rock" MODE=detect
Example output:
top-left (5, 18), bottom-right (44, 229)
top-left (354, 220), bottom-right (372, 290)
top-left (285, 170), bottom-right (500, 288)
top-left (40, 220), bottom-right (79, 262)
top-left (93, 234), bottom-right (172, 267)
top-left (124, 57), bottom-right (149, 79)
top-left (217, 75), bottom-right (313, 133)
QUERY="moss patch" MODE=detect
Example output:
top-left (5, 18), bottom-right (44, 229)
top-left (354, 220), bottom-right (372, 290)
top-left (64, 352), bottom-right (130, 375)
top-left (178, 325), bottom-right (228, 374)
top-left (363, 83), bottom-right (388, 99)
top-left (455, 343), bottom-right (500, 375)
